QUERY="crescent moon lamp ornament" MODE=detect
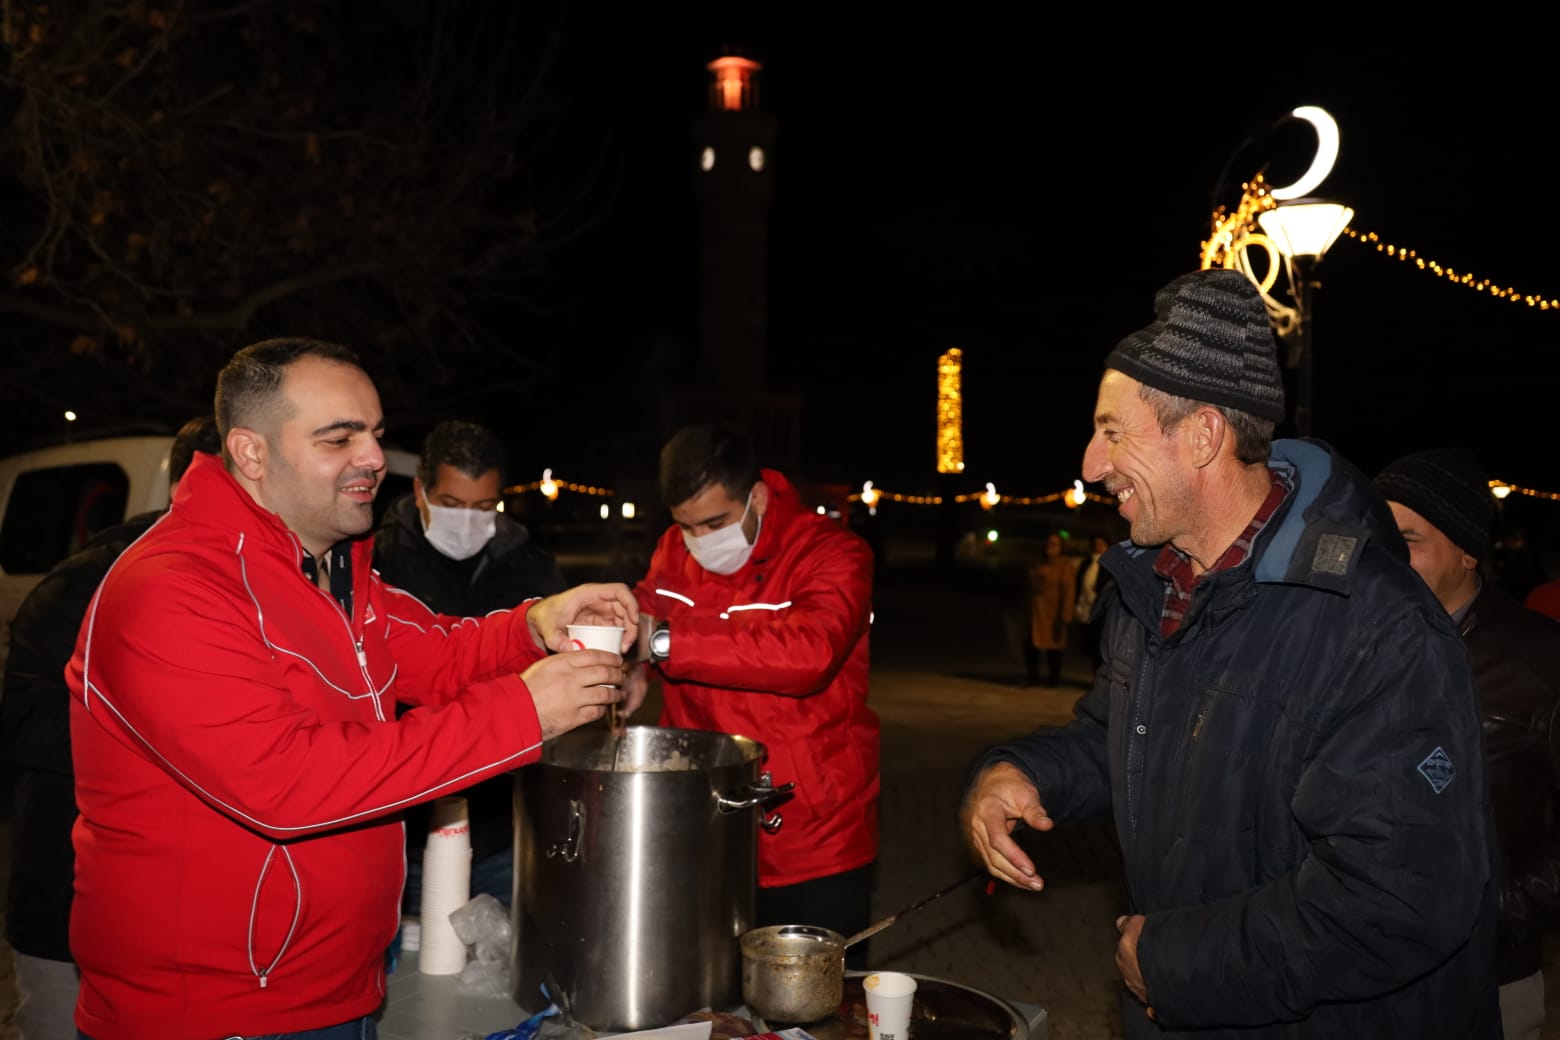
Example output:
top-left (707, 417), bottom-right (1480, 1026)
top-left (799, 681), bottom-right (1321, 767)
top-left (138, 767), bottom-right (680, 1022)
top-left (1268, 105), bottom-right (1341, 200)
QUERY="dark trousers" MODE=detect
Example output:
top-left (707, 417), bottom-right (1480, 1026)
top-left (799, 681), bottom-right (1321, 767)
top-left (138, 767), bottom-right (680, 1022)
top-left (756, 863), bottom-right (875, 971)
top-left (1023, 644), bottom-right (1062, 686)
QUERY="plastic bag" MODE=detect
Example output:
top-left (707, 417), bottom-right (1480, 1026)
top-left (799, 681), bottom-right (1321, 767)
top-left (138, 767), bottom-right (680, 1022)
top-left (460, 985), bottom-right (561, 1040)
top-left (448, 892), bottom-right (514, 996)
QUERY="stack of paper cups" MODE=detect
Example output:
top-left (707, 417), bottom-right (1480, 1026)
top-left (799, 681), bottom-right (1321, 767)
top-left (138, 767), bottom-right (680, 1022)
top-left (418, 795), bottom-right (472, 975)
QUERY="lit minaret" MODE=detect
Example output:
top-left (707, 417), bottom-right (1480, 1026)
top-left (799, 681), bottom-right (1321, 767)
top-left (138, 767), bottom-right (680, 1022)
top-left (691, 53), bottom-right (776, 389)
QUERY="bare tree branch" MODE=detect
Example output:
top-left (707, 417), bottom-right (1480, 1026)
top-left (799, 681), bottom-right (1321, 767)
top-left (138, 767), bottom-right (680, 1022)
top-left (0, 0), bottom-right (609, 449)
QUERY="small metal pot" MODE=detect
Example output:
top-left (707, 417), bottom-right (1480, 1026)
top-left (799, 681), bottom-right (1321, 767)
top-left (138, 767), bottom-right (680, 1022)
top-left (740, 924), bottom-right (846, 1025)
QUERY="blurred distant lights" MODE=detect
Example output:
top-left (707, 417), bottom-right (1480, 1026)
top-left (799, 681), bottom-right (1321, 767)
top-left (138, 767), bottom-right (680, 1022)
top-left (1339, 228), bottom-right (1560, 309)
top-left (498, 473), bottom-right (1560, 508)
top-left (860, 481), bottom-right (880, 515)
top-left (936, 348), bottom-right (965, 474)
top-left (64, 410), bottom-right (77, 422)
top-left (511, 469), bottom-right (613, 500)
top-left (986, 529), bottom-right (999, 543)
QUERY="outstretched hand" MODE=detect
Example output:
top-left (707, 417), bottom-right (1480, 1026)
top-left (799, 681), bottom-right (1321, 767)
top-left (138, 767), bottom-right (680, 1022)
top-left (520, 650), bottom-right (625, 740)
top-left (958, 760), bottom-right (1052, 891)
top-left (527, 583), bottom-right (640, 652)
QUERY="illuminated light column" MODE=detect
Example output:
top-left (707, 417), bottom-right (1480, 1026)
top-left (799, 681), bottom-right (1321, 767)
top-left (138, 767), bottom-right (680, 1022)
top-left (936, 348), bottom-right (965, 474)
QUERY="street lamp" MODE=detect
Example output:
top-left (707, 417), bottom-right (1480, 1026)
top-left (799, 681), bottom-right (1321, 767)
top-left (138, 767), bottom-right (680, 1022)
top-left (1256, 198), bottom-right (1353, 437)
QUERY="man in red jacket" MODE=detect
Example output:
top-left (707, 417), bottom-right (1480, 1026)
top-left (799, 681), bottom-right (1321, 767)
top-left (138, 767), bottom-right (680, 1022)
top-left (66, 337), bottom-right (634, 1040)
top-left (624, 424), bottom-right (880, 968)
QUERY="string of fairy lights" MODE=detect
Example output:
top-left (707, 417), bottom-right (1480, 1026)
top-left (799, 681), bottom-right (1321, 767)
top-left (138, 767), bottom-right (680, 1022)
top-left (1341, 228), bottom-right (1560, 310)
top-left (505, 476), bottom-right (1558, 510)
top-left (505, 159), bottom-right (1560, 511)
top-left (506, 337), bottom-right (1559, 512)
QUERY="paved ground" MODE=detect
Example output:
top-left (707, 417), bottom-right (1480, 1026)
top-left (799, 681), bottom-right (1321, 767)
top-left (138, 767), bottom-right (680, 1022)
top-left (1, 561), bottom-right (1557, 1039)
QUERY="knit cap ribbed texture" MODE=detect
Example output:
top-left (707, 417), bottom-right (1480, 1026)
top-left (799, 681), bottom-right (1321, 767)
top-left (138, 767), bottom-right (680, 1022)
top-left (1105, 268), bottom-right (1287, 422)
top-left (1373, 447), bottom-right (1493, 561)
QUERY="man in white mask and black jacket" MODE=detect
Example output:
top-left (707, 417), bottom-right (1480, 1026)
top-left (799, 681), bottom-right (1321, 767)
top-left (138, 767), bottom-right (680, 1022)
top-left (374, 419), bottom-right (567, 916)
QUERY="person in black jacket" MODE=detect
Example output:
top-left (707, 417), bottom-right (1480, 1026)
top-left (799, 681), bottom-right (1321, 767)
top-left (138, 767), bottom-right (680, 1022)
top-left (960, 269), bottom-right (1499, 1038)
top-left (373, 419), bottom-right (567, 917)
top-left (0, 415), bottom-right (219, 1040)
top-left (1376, 447), bottom-right (1560, 1040)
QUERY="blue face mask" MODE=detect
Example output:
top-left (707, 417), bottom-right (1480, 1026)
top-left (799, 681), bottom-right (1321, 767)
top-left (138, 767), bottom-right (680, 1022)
top-left (682, 490), bottom-right (759, 575)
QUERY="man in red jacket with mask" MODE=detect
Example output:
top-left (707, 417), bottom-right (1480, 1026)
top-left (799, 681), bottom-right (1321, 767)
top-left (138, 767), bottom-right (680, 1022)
top-left (66, 337), bottom-right (634, 1040)
top-left (625, 423), bottom-right (880, 969)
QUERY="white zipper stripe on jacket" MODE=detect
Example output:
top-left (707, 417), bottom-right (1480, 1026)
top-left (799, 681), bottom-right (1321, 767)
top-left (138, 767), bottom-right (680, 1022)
top-left (76, 509), bottom-right (175, 715)
top-left (654, 588), bottom-right (695, 606)
top-left (246, 844), bottom-right (302, 988)
top-left (76, 674), bottom-right (544, 832)
top-left (76, 532), bottom-right (546, 832)
top-left (718, 600), bottom-right (792, 620)
top-left (265, 535), bottom-right (382, 710)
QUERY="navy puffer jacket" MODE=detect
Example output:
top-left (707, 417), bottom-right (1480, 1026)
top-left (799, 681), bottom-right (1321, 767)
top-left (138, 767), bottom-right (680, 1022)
top-left (978, 439), bottom-right (1500, 1038)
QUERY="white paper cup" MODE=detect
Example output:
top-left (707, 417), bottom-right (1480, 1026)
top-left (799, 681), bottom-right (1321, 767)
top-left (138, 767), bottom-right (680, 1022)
top-left (565, 624), bottom-right (625, 653)
top-left (864, 971), bottom-right (917, 1040)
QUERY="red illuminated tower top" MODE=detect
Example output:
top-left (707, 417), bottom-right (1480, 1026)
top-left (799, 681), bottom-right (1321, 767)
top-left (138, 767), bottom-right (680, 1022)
top-left (706, 55), bottom-right (762, 113)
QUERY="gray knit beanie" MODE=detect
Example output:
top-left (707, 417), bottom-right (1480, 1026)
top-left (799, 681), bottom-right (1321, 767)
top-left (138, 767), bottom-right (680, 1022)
top-left (1105, 268), bottom-right (1287, 422)
top-left (1373, 447), bottom-right (1493, 561)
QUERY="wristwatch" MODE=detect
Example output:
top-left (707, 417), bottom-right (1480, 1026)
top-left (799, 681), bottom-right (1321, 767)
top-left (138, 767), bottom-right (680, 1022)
top-left (649, 620), bottom-right (671, 662)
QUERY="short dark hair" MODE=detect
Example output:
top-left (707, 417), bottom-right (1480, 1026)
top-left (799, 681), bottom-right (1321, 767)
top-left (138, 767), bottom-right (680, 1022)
top-left (169, 415), bottom-right (222, 484)
top-left (418, 420), bottom-right (507, 488)
top-left (658, 424), bottom-right (759, 508)
top-left (1137, 383), bottom-right (1274, 465)
top-left (214, 337), bottom-right (362, 443)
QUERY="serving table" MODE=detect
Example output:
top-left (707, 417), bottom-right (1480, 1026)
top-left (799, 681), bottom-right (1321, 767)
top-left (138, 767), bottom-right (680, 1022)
top-left (379, 951), bottom-right (1050, 1040)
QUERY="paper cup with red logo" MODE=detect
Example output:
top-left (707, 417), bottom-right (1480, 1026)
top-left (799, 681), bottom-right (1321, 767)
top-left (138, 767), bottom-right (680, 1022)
top-left (418, 796), bottom-right (471, 975)
top-left (565, 624), bottom-right (626, 654)
top-left (566, 625), bottom-right (625, 691)
top-left (864, 971), bottom-right (917, 1040)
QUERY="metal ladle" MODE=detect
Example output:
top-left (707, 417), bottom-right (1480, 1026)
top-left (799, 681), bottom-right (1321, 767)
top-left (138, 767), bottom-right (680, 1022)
top-left (841, 870), bottom-right (987, 950)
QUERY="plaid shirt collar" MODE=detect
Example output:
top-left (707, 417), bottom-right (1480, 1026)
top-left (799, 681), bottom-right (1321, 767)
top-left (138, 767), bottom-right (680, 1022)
top-left (1152, 466), bottom-right (1293, 637)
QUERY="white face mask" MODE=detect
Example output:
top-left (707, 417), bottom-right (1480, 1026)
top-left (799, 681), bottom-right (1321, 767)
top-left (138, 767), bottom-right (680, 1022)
top-left (683, 491), bottom-right (760, 575)
top-left (422, 503), bottom-right (497, 561)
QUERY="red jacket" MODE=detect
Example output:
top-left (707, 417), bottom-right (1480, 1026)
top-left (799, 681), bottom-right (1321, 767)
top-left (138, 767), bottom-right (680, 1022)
top-left (635, 469), bottom-right (879, 887)
top-left (67, 454), bottom-right (549, 1039)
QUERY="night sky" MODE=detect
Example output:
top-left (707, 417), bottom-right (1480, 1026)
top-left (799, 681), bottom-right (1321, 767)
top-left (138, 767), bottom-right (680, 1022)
top-left (527, 19), bottom-right (1559, 518)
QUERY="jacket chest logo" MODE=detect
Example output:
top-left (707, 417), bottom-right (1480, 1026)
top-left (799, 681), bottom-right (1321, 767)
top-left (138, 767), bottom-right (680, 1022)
top-left (1416, 746), bottom-right (1456, 794)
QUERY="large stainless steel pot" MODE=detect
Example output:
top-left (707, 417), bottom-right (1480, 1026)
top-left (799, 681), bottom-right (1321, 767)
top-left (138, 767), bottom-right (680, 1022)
top-left (512, 726), bottom-right (793, 1032)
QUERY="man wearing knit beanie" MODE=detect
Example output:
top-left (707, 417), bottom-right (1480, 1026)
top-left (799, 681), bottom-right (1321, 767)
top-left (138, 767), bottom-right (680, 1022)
top-left (1376, 447), bottom-right (1560, 1040)
top-left (963, 267), bottom-right (1499, 1038)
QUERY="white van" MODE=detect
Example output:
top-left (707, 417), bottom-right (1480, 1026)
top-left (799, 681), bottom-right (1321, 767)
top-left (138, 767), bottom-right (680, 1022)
top-left (0, 436), bottom-right (417, 669)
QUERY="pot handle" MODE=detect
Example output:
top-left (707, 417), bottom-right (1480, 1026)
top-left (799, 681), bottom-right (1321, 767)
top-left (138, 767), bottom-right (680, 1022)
top-left (716, 771), bottom-right (796, 834)
top-left (545, 798), bottom-right (584, 863)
